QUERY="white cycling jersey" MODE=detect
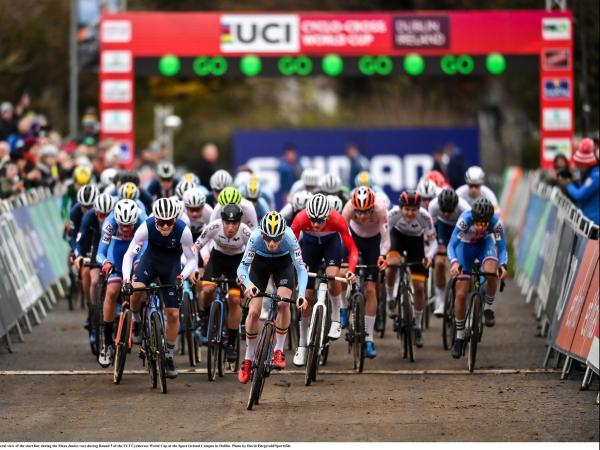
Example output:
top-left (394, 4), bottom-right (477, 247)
top-left (428, 197), bottom-right (471, 225)
top-left (388, 206), bottom-right (435, 237)
top-left (341, 197), bottom-right (390, 255)
top-left (456, 184), bottom-right (499, 208)
top-left (195, 219), bottom-right (252, 256)
top-left (181, 203), bottom-right (213, 237)
top-left (209, 198), bottom-right (258, 230)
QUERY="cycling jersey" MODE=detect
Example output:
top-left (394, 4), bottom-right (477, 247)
top-left (210, 198), bottom-right (258, 230)
top-left (146, 178), bottom-right (180, 201)
top-left (195, 219), bottom-right (251, 256)
top-left (61, 181), bottom-right (77, 220)
top-left (68, 203), bottom-right (86, 251)
top-left (341, 197), bottom-right (390, 256)
top-left (181, 203), bottom-right (213, 241)
top-left (387, 206), bottom-right (435, 238)
top-left (237, 227), bottom-right (308, 296)
top-left (456, 184), bottom-right (499, 208)
top-left (291, 209), bottom-right (359, 273)
top-left (75, 208), bottom-right (101, 260)
top-left (428, 197), bottom-right (471, 226)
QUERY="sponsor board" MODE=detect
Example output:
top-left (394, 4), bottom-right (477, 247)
top-left (300, 17), bottom-right (389, 49)
top-left (542, 17), bottom-right (571, 41)
top-left (542, 48), bottom-right (571, 70)
top-left (101, 50), bottom-right (132, 73)
top-left (542, 78), bottom-right (571, 100)
top-left (220, 14), bottom-right (299, 52)
top-left (542, 137), bottom-right (571, 160)
top-left (101, 20), bottom-right (132, 43)
top-left (101, 110), bottom-right (132, 133)
top-left (542, 108), bottom-right (572, 131)
top-left (393, 16), bottom-right (450, 49)
top-left (101, 80), bottom-right (132, 103)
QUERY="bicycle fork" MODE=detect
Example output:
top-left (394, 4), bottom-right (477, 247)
top-left (308, 281), bottom-right (329, 356)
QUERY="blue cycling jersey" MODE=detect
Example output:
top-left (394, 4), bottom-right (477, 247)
top-left (237, 227), bottom-right (308, 296)
top-left (96, 212), bottom-right (146, 270)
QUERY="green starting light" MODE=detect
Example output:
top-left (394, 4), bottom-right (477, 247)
top-left (403, 54), bottom-right (424, 76)
top-left (322, 54), bottom-right (343, 76)
top-left (193, 56), bottom-right (228, 77)
top-left (159, 55), bottom-right (180, 77)
top-left (486, 53), bottom-right (506, 75)
top-left (440, 55), bottom-right (474, 75)
top-left (359, 56), bottom-right (393, 76)
top-left (279, 56), bottom-right (313, 76)
top-left (240, 55), bottom-right (262, 77)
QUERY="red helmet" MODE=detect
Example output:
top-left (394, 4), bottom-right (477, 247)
top-left (425, 170), bottom-right (448, 188)
top-left (352, 186), bottom-right (375, 211)
top-left (399, 190), bottom-right (421, 208)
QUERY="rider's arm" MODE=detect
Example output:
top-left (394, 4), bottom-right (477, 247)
top-left (180, 227), bottom-right (198, 278)
top-left (377, 204), bottom-right (391, 255)
top-left (236, 230), bottom-right (259, 288)
top-left (68, 205), bottom-right (80, 251)
top-left (423, 210), bottom-right (438, 259)
top-left (95, 217), bottom-right (114, 265)
top-left (242, 199), bottom-right (258, 229)
top-left (279, 203), bottom-right (293, 223)
top-left (286, 229), bottom-right (308, 296)
top-left (447, 214), bottom-right (470, 265)
top-left (122, 222), bottom-right (149, 282)
top-left (209, 204), bottom-right (220, 223)
top-left (331, 210), bottom-right (358, 273)
top-left (75, 210), bottom-right (92, 257)
top-left (492, 218), bottom-right (508, 266)
top-left (195, 220), bottom-right (219, 248)
top-left (341, 199), bottom-right (353, 222)
top-left (290, 209), bottom-right (309, 239)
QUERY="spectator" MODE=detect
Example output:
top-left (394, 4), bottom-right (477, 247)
top-left (445, 142), bottom-right (466, 189)
top-left (0, 160), bottom-right (25, 198)
top-left (561, 138), bottom-right (599, 224)
top-left (7, 115), bottom-right (34, 152)
top-left (0, 141), bottom-right (10, 172)
top-left (198, 142), bottom-right (219, 187)
top-left (432, 147), bottom-right (446, 174)
top-left (277, 144), bottom-right (300, 205)
top-left (544, 153), bottom-right (572, 186)
top-left (0, 102), bottom-right (18, 141)
top-left (78, 110), bottom-right (100, 146)
top-left (37, 144), bottom-right (60, 187)
top-left (345, 144), bottom-right (369, 187)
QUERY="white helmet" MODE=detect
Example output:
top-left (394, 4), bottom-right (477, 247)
top-left (416, 178), bottom-right (438, 200)
top-left (157, 161), bottom-right (175, 179)
top-left (327, 195), bottom-right (343, 213)
top-left (94, 193), bottom-right (115, 215)
top-left (465, 166), bottom-right (486, 185)
top-left (175, 180), bottom-right (196, 200)
top-left (319, 173), bottom-right (342, 194)
top-left (77, 184), bottom-right (98, 207)
top-left (173, 198), bottom-right (184, 218)
top-left (183, 187), bottom-right (206, 208)
top-left (152, 197), bottom-right (178, 221)
top-left (114, 199), bottom-right (139, 225)
top-left (100, 168), bottom-right (118, 186)
top-left (209, 170), bottom-right (233, 191)
top-left (234, 171), bottom-right (252, 190)
top-left (291, 190), bottom-right (312, 212)
top-left (301, 168), bottom-right (320, 189)
top-left (306, 193), bottom-right (330, 221)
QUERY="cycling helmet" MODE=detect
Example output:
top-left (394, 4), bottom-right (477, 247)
top-left (173, 198), bottom-right (184, 218)
top-left (319, 173), bottom-right (342, 194)
top-left (291, 190), bottom-right (312, 212)
top-left (182, 172), bottom-right (200, 185)
top-left (425, 170), bottom-right (447, 188)
top-left (327, 195), bottom-right (344, 213)
top-left (119, 171), bottom-right (140, 186)
top-left (416, 178), bottom-right (438, 200)
top-left (301, 168), bottom-right (320, 189)
top-left (114, 199), bottom-right (139, 225)
top-left (210, 169), bottom-right (233, 191)
top-left (218, 186), bottom-right (242, 206)
top-left (74, 166), bottom-right (92, 185)
top-left (438, 188), bottom-right (459, 213)
top-left (245, 176), bottom-right (261, 200)
top-left (471, 198), bottom-right (494, 222)
top-left (118, 182), bottom-right (139, 200)
top-left (100, 168), bottom-right (118, 186)
top-left (465, 166), bottom-right (486, 185)
top-left (234, 171), bottom-right (252, 190)
top-left (157, 161), bottom-right (175, 179)
top-left (175, 180), bottom-right (196, 200)
top-left (183, 187), bottom-right (206, 208)
top-left (352, 186), bottom-right (375, 211)
top-left (260, 211), bottom-right (286, 239)
top-left (94, 193), bottom-right (115, 215)
top-left (152, 197), bottom-right (178, 221)
top-left (354, 171), bottom-right (373, 188)
top-left (77, 184), bottom-right (98, 207)
top-left (399, 190), bottom-right (421, 208)
top-left (306, 193), bottom-right (330, 221)
top-left (221, 203), bottom-right (243, 222)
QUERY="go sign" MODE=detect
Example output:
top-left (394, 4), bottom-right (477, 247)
top-left (358, 56), bottom-right (393, 76)
top-left (440, 55), bottom-right (475, 75)
top-left (278, 56), bottom-right (313, 76)
top-left (193, 56), bottom-right (228, 76)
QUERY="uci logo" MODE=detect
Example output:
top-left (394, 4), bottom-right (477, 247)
top-left (220, 14), bottom-right (299, 52)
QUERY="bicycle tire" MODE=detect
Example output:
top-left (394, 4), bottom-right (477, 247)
top-left (401, 287), bottom-right (415, 363)
top-left (247, 323), bottom-right (273, 410)
top-left (151, 312), bottom-right (168, 393)
top-left (145, 312), bottom-right (158, 389)
top-left (352, 293), bottom-right (365, 373)
top-left (113, 309), bottom-right (131, 384)
top-left (287, 304), bottom-right (300, 352)
top-left (183, 293), bottom-right (197, 367)
top-left (377, 282), bottom-right (387, 338)
top-left (305, 305), bottom-right (323, 386)
top-left (320, 297), bottom-right (332, 367)
top-left (206, 301), bottom-right (221, 382)
top-left (467, 292), bottom-right (481, 373)
top-left (442, 282), bottom-right (456, 351)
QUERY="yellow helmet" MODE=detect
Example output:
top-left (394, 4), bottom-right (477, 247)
top-left (74, 166), bottom-right (92, 185)
top-left (118, 182), bottom-right (139, 200)
top-left (246, 175), bottom-right (261, 200)
top-left (182, 172), bottom-right (200, 185)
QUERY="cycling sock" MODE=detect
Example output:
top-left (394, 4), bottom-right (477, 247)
top-left (227, 328), bottom-right (238, 346)
top-left (435, 286), bottom-right (445, 306)
top-left (484, 295), bottom-right (495, 311)
top-left (455, 319), bottom-right (466, 339)
top-left (385, 283), bottom-right (395, 302)
top-left (274, 326), bottom-right (288, 352)
top-left (165, 341), bottom-right (176, 358)
top-left (330, 293), bottom-right (342, 322)
top-left (103, 321), bottom-right (114, 346)
top-left (414, 309), bottom-right (423, 330)
top-left (245, 332), bottom-right (258, 360)
top-left (364, 315), bottom-right (376, 342)
top-left (299, 316), bottom-right (310, 347)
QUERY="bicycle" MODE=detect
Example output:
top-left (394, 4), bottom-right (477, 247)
top-left (345, 264), bottom-right (374, 373)
top-left (179, 279), bottom-right (202, 367)
top-left (112, 285), bottom-right (131, 385)
top-left (305, 272), bottom-right (350, 386)
top-left (202, 277), bottom-right (241, 381)
top-left (442, 277), bottom-right (457, 351)
top-left (375, 270), bottom-right (387, 338)
top-left (83, 260), bottom-right (103, 357)
top-left (454, 261), bottom-right (505, 372)
top-left (246, 291), bottom-right (295, 410)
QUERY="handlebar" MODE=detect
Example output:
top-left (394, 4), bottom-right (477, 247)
top-left (200, 277), bottom-right (236, 285)
top-left (252, 292), bottom-right (295, 304)
top-left (129, 284), bottom-right (180, 293)
top-left (387, 262), bottom-right (425, 269)
top-left (307, 272), bottom-right (350, 284)
top-left (354, 264), bottom-right (380, 269)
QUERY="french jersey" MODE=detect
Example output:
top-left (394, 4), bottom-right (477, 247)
top-left (96, 212), bottom-right (146, 269)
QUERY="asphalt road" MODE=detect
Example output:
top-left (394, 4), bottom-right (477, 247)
top-left (0, 281), bottom-right (598, 442)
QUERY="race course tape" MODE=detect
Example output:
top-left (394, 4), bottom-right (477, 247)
top-left (0, 368), bottom-right (561, 376)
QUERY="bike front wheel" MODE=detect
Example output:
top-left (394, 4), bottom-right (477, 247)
top-left (247, 323), bottom-right (274, 410)
top-left (467, 292), bottom-right (482, 373)
top-left (151, 312), bottom-right (168, 393)
top-left (351, 293), bottom-right (365, 373)
top-left (113, 309), bottom-right (131, 384)
top-left (305, 305), bottom-right (324, 386)
top-left (206, 301), bottom-right (221, 382)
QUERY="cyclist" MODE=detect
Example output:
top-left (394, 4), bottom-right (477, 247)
top-left (122, 198), bottom-right (197, 378)
top-left (318, 173), bottom-right (351, 204)
top-left (327, 194), bottom-right (344, 214)
top-left (456, 166), bottom-right (500, 211)
top-left (62, 165), bottom-right (93, 221)
top-left (116, 171), bottom-right (153, 214)
top-left (241, 176), bottom-right (270, 221)
top-left (207, 169), bottom-right (233, 208)
top-left (236, 211), bottom-right (308, 383)
top-left (96, 199), bottom-right (146, 367)
top-left (428, 188), bottom-right (471, 316)
top-left (210, 186), bottom-right (258, 230)
top-left (353, 170), bottom-right (391, 210)
top-left (180, 187), bottom-right (213, 242)
top-left (235, 171), bottom-right (276, 210)
top-left (147, 161), bottom-right (179, 201)
top-left (116, 181), bottom-right (147, 218)
top-left (279, 190), bottom-right (312, 224)
top-left (447, 198), bottom-right (508, 359)
top-left (289, 167), bottom-right (321, 198)
top-left (425, 170), bottom-right (451, 190)
top-left (416, 178), bottom-right (440, 210)
top-left (341, 186), bottom-right (390, 358)
top-left (386, 191), bottom-right (437, 348)
top-left (193, 203), bottom-right (251, 363)
top-left (291, 193), bottom-right (357, 366)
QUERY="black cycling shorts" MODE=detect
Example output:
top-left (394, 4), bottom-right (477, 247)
top-left (301, 234), bottom-right (342, 289)
top-left (351, 229), bottom-right (380, 282)
top-left (249, 254), bottom-right (295, 293)
top-left (389, 228), bottom-right (428, 278)
top-left (133, 253), bottom-right (181, 308)
top-left (203, 249), bottom-right (243, 281)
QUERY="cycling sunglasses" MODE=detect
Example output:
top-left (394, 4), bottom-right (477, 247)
top-left (156, 218), bottom-right (175, 228)
top-left (309, 218), bottom-right (326, 225)
top-left (468, 184), bottom-right (481, 189)
top-left (262, 233), bottom-right (283, 243)
top-left (474, 220), bottom-right (489, 227)
top-left (187, 207), bottom-right (203, 213)
top-left (355, 208), bottom-right (374, 216)
top-left (159, 177), bottom-right (173, 182)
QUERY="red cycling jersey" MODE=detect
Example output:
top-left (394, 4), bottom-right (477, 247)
top-left (291, 209), bottom-right (359, 273)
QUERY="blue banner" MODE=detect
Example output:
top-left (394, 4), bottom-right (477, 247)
top-left (516, 193), bottom-right (542, 268)
top-left (531, 204), bottom-right (558, 287)
top-left (233, 127), bottom-right (479, 208)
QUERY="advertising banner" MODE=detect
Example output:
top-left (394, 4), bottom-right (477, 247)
top-left (569, 261), bottom-right (600, 361)
top-left (545, 222), bottom-right (576, 328)
top-left (0, 217), bottom-right (26, 325)
top-left (531, 204), bottom-right (558, 287)
top-left (515, 193), bottom-right (542, 269)
top-left (32, 200), bottom-right (69, 280)
top-left (522, 200), bottom-right (553, 280)
top-left (538, 212), bottom-right (564, 307)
